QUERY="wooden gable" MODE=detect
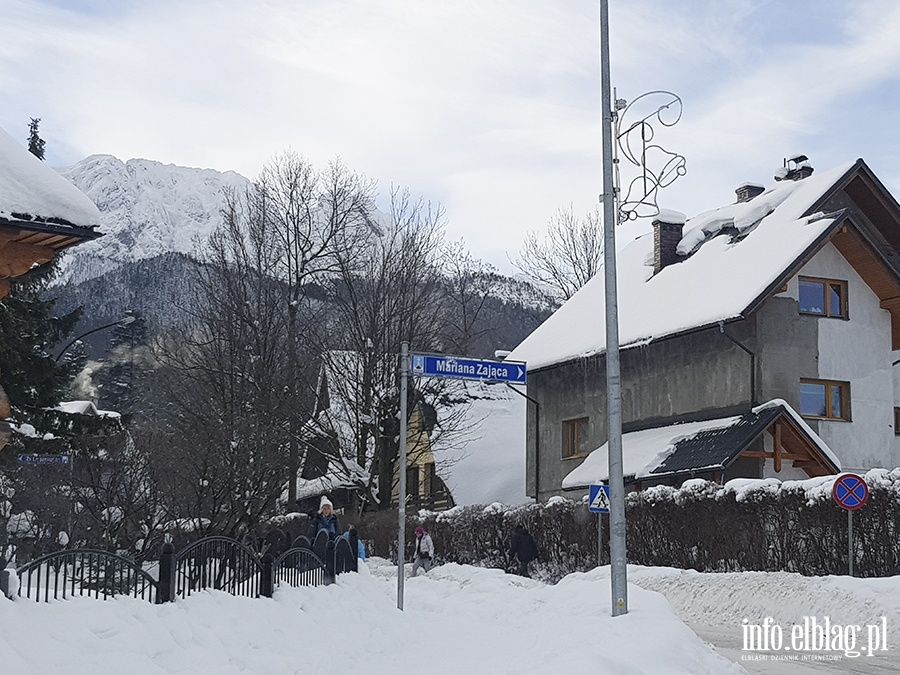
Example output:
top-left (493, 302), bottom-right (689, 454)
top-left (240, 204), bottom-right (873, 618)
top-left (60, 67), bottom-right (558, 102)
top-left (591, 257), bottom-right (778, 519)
top-left (740, 413), bottom-right (837, 478)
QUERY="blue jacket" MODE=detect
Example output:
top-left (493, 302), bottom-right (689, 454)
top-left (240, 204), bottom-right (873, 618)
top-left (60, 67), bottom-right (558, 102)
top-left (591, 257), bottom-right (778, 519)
top-left (309, 513), bottom-right (341, 538)
top-left (342, 532), bottom-right (366, 560)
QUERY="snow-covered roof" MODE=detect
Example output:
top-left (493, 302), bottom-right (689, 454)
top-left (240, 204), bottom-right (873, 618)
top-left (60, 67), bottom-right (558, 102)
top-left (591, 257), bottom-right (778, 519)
top-left (54, 400), bottom-right (120, 418)
top-left (562, 399), bottom-right (839, 489)
top-left (430, 379), bottom-right (529, 506)
top-left (0, 126), bottom-right (102, 228)
top-left (508, 162), bottom-right (855, 371)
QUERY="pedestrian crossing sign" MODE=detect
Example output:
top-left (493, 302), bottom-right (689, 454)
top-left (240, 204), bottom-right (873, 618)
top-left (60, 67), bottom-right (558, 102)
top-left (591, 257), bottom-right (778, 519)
top-left (589, 484), bottom-right (610, 513)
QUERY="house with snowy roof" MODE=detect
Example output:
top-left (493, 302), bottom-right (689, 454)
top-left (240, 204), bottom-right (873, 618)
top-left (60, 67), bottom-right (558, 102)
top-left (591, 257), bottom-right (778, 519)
top-left (0, 125), bottom-right (102, 454)
top-left (289, 351), bottom-right (529, 511)
top-left (507, 157), bottom-right (900, 500)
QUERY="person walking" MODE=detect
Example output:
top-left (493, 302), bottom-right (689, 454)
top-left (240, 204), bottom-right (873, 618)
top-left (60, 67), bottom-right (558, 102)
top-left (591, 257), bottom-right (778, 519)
top-left (509, 523), bottom-right (538, 578)
top-left (410, 526), bottom-right (434, 577)
top-left (309, 496), bottom-right (341, 539)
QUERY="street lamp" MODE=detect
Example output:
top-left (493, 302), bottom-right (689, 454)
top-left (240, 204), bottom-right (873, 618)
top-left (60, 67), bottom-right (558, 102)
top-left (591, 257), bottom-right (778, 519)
top-left (54, 314), bottom-right (136, 362)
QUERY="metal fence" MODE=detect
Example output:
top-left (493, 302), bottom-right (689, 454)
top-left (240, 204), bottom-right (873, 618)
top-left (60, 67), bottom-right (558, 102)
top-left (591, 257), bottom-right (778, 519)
top-left (14, 548), bottom-right (159, 603)
top-left (174, 536), bottom-right (263, 600)
top-left (4, 530), bottom-right (360, 604)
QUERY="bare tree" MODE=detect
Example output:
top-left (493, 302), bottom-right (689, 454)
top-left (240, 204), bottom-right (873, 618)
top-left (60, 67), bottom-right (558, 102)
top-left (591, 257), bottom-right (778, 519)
top-left (513, 204), bottom-right (603, 302)
top-left (441, 239), bottom-right (498, 355)
top-left (319, 188), bottom-right (472, 510)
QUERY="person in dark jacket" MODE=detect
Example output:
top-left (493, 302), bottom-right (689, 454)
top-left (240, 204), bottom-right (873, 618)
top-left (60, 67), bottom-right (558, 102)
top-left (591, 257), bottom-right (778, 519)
top-left (508, 524), bottom-right (538, 577)
top-left (308, 496), bottom-right (341, 539)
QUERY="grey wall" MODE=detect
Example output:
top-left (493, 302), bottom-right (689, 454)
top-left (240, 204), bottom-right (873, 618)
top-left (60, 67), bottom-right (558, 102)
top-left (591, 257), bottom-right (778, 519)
top-left (528, 294), bottom-right (821, 501)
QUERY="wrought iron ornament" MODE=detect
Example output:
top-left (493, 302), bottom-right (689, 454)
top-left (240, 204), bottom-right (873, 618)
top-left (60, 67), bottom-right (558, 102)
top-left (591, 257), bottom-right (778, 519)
top-left (613, 90), bottom-right (686, 223)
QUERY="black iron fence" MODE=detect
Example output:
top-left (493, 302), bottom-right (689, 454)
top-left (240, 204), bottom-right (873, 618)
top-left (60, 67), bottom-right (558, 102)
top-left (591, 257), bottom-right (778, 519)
top-left (4, 530), bottom-right (359, 603)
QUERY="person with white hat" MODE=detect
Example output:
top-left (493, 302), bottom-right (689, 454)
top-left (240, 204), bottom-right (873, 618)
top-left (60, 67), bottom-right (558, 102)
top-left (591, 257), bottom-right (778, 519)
top-left (308, 495), bottom-right (341, 539)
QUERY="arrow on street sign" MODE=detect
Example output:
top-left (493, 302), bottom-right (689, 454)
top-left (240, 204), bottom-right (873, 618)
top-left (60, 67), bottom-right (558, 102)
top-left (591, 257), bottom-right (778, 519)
top-left (17, 454), bottom-right (71, 466)
top-left (589, 484), bottom-right (611, 513)
top-left (410, 353), bottom-right (526, 384)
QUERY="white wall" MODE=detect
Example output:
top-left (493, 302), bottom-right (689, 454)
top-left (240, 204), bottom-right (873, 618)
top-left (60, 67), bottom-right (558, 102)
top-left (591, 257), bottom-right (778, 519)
top-left (782, 242), bottom-right (897, 470)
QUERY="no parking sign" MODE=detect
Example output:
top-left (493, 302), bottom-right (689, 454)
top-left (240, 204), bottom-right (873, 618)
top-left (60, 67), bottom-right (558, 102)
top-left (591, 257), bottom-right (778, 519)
top-left (832, 474), bottom-right (869, 510)
top-left (832, 473), bottom-right (869, 576)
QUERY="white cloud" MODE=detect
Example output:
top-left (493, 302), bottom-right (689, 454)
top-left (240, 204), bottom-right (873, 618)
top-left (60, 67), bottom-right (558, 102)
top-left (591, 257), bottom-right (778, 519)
top-left (1, 0), bottom-right (899, 271)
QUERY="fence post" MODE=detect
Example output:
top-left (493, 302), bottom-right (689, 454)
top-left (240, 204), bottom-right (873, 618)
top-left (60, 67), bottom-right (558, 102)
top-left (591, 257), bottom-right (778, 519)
top-left (325, 539), bottom-right (336, 585)
top-left (261, 552), bottom-right (274, 598)
top-left (349, 529), bottom-right (359, 573)
top-left (0, 567), bottom-right (11, 600)
top-left (157, 542), bottom-right (176, 604)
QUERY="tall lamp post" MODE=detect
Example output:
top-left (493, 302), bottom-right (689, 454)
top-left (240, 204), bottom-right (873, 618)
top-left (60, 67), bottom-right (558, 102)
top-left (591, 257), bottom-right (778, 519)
top-left (54, 314), bottom-right (136, 362)
top-left (599, 0), bottom-right (627, 617)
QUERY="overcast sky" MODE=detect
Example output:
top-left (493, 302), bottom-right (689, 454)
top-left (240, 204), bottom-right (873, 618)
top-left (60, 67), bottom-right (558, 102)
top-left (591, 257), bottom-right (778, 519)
top-left (2, 0), bottom-right (900, 272)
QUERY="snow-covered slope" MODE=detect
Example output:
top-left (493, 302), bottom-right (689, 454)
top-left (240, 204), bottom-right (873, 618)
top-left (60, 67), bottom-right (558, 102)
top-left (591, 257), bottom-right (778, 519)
top-left (55, 155), bottom-right (249, 284)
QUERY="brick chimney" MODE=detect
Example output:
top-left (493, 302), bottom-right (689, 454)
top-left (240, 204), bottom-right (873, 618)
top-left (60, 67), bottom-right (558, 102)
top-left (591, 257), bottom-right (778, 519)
top-left (735, 183), bottom-right (765, 203)
top-left (653, 209), bottom-right (686, 274)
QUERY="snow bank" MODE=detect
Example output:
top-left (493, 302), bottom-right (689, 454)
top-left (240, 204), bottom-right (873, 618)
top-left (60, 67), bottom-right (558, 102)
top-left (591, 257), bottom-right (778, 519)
top-left (0, 559), bottom-right (740, 674)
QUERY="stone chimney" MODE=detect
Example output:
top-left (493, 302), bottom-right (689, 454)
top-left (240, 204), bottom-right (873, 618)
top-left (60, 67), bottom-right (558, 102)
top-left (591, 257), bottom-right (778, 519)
top-left (653, 209), bottom-right (686, 274)
top-left (735, 183), bottom-right (765, 203)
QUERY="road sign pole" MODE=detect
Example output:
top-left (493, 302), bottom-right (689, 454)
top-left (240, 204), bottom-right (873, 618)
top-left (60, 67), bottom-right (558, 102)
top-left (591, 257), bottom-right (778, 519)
top-left (397, 341), bottom-right (409, 611)
top-left (848, 510), bottom-right (853, 577)
top-left (597, 512), bottom-right (603, 567)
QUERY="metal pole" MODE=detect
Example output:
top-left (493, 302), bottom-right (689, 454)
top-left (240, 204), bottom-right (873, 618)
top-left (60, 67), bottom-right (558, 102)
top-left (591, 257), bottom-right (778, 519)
top-left (597, 512), bottom-right (604, 567)
top-left (397, 341), bottom-right (409, 610)
top-left (848, 510), bottom-right (853, 577)
top-left (600, 0), bottom-right (628, 616)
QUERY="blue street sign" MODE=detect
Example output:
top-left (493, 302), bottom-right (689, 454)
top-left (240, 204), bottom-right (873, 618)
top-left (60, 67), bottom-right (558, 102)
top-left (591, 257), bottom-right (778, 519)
top-left (832, 474), bottom-right (869, 511)
top-left (17, 454), bottom-right (71, 466)
top-left (410, 353), bottom-right (526, 384)
top-left (589, 484), bottom-right (611, 513)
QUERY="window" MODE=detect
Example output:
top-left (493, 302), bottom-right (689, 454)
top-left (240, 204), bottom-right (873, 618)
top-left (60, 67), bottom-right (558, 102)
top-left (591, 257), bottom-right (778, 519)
top-left (895, 408), bottom-right (900, 436)
top-left (424, 462), bottom-right (436, 497)
top-left (798, 277), bottom-right (847, 318)
top-left (562, 417), bottom-right (590, 459)
top-left (800, 379), bottom-right (850, 420)
top-left (406, 467), bottom-right (419, 498)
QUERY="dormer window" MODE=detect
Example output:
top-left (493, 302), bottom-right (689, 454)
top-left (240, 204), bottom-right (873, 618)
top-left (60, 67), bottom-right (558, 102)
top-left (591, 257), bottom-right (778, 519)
top-left (799, 277), bottom-right (847, 318)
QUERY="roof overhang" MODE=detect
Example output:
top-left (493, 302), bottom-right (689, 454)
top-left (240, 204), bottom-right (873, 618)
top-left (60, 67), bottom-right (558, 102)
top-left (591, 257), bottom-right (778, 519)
top-left (562, 401), bottom-right (839, 490)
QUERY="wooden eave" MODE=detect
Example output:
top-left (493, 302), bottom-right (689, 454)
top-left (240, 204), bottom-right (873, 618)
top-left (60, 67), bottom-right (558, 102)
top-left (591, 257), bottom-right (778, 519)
top-left (0, 218), bottom-right (101, 299)
top-left (739, 414), bottom-right (838, 478)
top-left (826, 222), bottom-right (900, 349)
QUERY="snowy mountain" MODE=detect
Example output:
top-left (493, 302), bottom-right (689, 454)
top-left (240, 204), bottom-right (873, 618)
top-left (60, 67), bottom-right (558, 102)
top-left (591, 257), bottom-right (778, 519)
top-left (55, 155), bottom-right (249, 285)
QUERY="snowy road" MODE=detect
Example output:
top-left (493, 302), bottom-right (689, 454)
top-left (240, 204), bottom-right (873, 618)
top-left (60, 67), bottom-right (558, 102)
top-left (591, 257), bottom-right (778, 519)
top-left (627, 566), bottom-right (900, 674)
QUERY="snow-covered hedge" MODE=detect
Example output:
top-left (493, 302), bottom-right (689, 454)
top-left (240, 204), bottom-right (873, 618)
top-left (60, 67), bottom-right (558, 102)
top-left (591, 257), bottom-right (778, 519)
top-left (626, 470), bottom-right (900, 577)
top-left (357, 470), bottom-right (900, 580)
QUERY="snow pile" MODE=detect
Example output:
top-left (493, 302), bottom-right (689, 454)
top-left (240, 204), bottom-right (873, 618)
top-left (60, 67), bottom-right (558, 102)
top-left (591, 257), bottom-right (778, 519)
top-left (0, 126), bottom-right (101, 227)
top-left (0, 559), bottom-right (740, 674)
top-left (629, 564), bottom-right (900, 632)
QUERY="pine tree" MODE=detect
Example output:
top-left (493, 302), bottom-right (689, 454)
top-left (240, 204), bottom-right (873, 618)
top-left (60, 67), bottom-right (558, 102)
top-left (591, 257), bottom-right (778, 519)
top-left (0, 266), bottom-right (83, 409)
top-left (27, 118), bottom-right (46, 160)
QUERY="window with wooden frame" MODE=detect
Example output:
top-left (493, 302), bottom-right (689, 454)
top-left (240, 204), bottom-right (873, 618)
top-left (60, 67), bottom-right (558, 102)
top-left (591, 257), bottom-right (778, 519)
top-left (799, 379), bottom-right (850, 421)
top-left (895, 408), bottom-right (900, 436)
top-left (798, 277), bottom-right (848, 318)
top-left (562, 417), bottom-right (590, 459)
